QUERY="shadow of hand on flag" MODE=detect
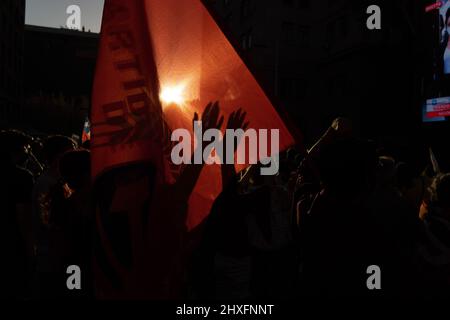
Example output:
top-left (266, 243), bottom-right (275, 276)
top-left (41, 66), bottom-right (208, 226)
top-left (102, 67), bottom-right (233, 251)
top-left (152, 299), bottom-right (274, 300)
top-left (90, 0), bottom-right (296, 300)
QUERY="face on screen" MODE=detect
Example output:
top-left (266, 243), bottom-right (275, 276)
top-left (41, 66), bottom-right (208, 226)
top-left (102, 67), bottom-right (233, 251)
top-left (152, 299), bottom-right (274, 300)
top-left (441, 3), bottom-right (450, 74)
top-left (446, 10), bottom-right (450, 37)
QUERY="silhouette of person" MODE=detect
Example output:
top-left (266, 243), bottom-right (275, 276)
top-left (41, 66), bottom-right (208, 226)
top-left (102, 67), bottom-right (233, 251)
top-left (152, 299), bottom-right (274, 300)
top-left (0, 130), bottom-right (35, 299)
top-left (93, 102), bottom-right (228, 299)
top-left (31, 135), bottom-right (76, 298)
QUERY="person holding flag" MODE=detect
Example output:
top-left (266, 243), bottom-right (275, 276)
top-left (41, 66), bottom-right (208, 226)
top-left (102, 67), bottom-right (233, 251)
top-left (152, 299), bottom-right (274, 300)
top-left (90, 0), bottom-right (298, 299)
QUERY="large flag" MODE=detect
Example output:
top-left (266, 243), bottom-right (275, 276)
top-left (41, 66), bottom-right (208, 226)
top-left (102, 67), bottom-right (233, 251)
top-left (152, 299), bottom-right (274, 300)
top-left (91, 0), bottom-right (298, 298)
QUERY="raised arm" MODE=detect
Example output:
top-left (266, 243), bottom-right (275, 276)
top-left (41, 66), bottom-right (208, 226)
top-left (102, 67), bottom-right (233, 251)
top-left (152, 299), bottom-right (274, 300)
top-left (221, 108), bottom-right (249, 189)
top-left (176, 102), bottom-right (224, 199)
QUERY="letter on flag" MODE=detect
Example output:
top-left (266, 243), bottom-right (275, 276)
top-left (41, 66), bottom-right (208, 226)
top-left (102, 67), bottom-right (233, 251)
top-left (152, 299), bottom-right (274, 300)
top-left (91, 0), bottom-right (299, 298)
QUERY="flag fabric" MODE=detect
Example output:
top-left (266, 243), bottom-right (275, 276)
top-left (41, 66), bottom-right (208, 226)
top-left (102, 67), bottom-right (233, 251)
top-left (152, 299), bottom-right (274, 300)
top-left (82, 117), bottom-right (91, 143)
top-left (91, 0), bottom-right (298, 298)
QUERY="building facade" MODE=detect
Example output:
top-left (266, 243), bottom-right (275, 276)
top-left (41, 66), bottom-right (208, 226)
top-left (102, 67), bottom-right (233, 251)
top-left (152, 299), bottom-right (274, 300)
top-left (206, 0), bottom-right (316, 138)
top-left (23, 25), bottom-right (99, 136)
top-left (0, 0), bottom-right (26, 128)
top-left (206, 0), bottom-right (428, 143)
top-left (310, 0), bottom-right (426, 139)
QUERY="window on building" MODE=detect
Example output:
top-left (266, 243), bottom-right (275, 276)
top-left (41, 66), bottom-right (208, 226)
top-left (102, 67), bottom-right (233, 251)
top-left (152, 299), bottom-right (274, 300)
top-left (241, 30), bottom-right (253, 50)
top-left (241, 34), bottom-right (247, 50)
top-left (283, 0), bottom-right (295, 7)
top-left (336, 74), bottom-right (347, 96)
top-left (338, 16), bottom-right (348, 38)
top-left (225, 13), bottom-right (233, 27)
top-left (327, 74), bottom-right (347, 96)
top-left (327, 0), bottom-right (336, 6)
top-left (282, 22), bottom-right (296, 46)
top-left (280, 78), bottom-right (292, 100)
top-left (326, 20), bottom-right (336, 47)
top-left (241, 0), bottom-right (251, 19)
top-left (295, 79), bottom-right (308, 99)
top-left (280, 78), bottom-right (308, 100)
top-left (298, 25), bottom-right (310, 47)
top-left (247, 32), bottom-right (253, 49)
top-left (0, 44), bottom-right (3, 75)
top-left (298, 0), bottom-right (311, 9)
top-left (0, 65), bottom-right (3, 92)
top-left (3, 67), bottom-right (7, 92)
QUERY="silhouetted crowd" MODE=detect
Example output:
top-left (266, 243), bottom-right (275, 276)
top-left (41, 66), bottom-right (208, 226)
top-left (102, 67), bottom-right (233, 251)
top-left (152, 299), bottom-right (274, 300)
top-left (1, 116), bottom-right (450, 300)
top-left (1, 131), bottom-right (92, 299)
top-left (191, 118), bottom-right (450, 299)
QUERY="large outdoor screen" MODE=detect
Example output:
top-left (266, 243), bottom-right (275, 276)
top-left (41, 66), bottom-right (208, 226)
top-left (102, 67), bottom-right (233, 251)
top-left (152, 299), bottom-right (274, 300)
top-left (440, 0), bottom-right (450, 74)
top-left (423, 96), bottom-right (450, 122)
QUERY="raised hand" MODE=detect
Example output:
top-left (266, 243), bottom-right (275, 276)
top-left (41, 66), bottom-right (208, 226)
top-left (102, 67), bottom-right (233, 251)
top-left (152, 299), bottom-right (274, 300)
top-left (193, 101), bottom-right (224, 132)
top-left (176, 102), bottom-right (225, 203)
top-left (226, 108), bottom-right (249, 131)
top-left (331, 117), bottom-right (352, 135)
top-left (221, 108), bottom-right (250, 188)
top-left (224, 108), bottom-right (250, 154)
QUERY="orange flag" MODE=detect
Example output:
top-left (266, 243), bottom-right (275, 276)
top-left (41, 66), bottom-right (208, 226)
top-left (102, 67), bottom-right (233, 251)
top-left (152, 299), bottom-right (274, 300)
top-left (91, 0), bottom-right (298, 298)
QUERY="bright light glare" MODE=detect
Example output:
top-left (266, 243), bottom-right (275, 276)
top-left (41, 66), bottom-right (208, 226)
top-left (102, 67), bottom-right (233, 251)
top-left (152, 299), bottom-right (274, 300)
top-left (160, 84), bottom-right (186, 106)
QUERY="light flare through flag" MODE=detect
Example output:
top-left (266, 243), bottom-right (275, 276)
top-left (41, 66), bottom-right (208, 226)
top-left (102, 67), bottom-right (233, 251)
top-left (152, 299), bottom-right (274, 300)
top-left (90, 0), bottom-right (299, 298)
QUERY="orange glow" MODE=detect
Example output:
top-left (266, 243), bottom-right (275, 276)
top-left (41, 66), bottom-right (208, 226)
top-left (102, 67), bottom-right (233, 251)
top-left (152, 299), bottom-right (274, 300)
top-left (160, 84), bottom-right (186, 106)
top-left (92, 0), bottom-right (297, 232)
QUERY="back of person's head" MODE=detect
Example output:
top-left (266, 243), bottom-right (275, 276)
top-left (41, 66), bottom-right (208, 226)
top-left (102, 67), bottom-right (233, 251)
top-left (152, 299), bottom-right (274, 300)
top-left (318, 137), bottom-right (378, 193)
top-left (59, 149), bottom-right (91, 191)
top-left (431, 173), bottom-right (450, 210)
top-left (0, 130), bottom-right (31, 167)
top-left (42, 135), bottom-right (76, 166)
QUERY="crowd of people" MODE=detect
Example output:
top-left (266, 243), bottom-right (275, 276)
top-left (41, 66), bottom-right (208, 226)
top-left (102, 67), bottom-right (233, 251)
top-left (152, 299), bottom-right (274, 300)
top-left (1, 114), bottom-right (449, 300)
top-left (191, 117), bottom-right (450, 299)
top-left (1, 130), bottom-right (92, 299)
